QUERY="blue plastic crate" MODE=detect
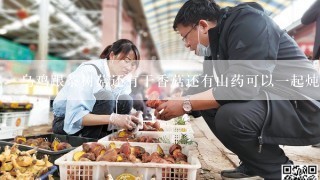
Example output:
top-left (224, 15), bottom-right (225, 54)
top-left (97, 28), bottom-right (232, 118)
top-left (37, 166), bottom-right (58, 180)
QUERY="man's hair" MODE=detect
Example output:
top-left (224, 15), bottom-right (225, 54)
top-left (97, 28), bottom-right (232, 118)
top-left (173, 0), bottom-right (221, 30)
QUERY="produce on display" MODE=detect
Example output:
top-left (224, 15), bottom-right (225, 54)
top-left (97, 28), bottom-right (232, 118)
top-left (175, 116), bottom-right (186, 125)
top-left (109, 130), bottom-right (160, 143)
top-left (72, 142), bottom-right (189, 164)
top-left (0, 102), bottom-right (33, 111)
top-left (0, 144), bottom-right (53, 179)
top-left (13, 136), bottom-right (72, 151)
top-left (142, 121), bottom-right (163, 131)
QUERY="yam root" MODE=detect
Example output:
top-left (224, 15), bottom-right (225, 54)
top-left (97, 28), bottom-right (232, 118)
top-left (13, 136), bottom-right (72, 152)
top-left (14, 136), bottom-right (26, 144)
top-left (96, 149), bottom-right (117, 162)
top-left (91, 145), bottom-right (106, 158)
top-left (163, 155), bottom-right (175, 164)
top-left (116, 154), bottom-right (126, 162)
top-left (38, 144), bottom-right (51, 151)
top-left (119, 143), bottom-right (131, 157)
top-left (107, 142), bottom-right (116, 150)
top-left (82, 143), bottom-right (91, 153)
top-left (150, 156), bottom-right (169, 164)
top-left (149, 152), bottom-right (161, 161)
top-left (141, 152), bottom-right (150, 163)
top-left (81, 142), bottom-right (106, 158)
top-left (173, 150), bottom-right (188, 162)
top-left (71, 142), bottom-right (190, 165)
top-left (56, 142), bottom-right (72, 151)
top-left (152, 121), bottom-right (160, 130)
top-left (117, 130), bottom-right (132, 138)
top-left (130, 146), bottom-right (146, 158)
top-left (169, 144), bottom-right (182, 155)
top-left (80, 153), bottom-right (96, 161)
top-left (142, 121), bottom-right (162, 131)
top-left (51, 138), bottom-right (60, 151)
top-left (26, 139), bottom-right (39, 147)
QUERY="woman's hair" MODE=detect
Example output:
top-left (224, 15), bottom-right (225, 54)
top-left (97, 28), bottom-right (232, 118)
top-left (100, 39), bottom-right (140, 67)
top-left (173, 0), bottom-right (221, 30)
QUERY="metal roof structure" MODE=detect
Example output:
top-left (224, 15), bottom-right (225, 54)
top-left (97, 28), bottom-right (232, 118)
top-left (0, 0), bottom-right (158, 60)
top-left (0, 0), bottom-right (106, 59)
top-left (141, 0), bottom-right (294, 61)
top-left (0, 0), bottom-right (295, 63)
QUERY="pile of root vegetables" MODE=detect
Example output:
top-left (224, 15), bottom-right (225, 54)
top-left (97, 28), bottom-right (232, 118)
top-left (0, 144), bottom-right (53, 179)
top-left (110, 130), bottom-right (160, 143)
top-left (14, 136), bottom-right (72, 151)
top-left (142, 121), bottom-right (163, 131)
top-left (73, 142), bottom-right (188, 165)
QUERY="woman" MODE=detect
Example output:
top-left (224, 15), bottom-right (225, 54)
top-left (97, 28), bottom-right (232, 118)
top-left (52, 39), bottom-right (140, 139)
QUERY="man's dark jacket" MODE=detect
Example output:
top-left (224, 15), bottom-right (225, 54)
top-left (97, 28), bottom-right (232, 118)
top-left (204, 3), bottom-right (320, 146)
top-left (301, 0), bottom-right (320, 60)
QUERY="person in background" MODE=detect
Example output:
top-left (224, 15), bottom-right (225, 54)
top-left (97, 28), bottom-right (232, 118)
top-left (146, 82), bottom-right (164, 100)
top-left (130, 73), bottom-right (152, 120)
top-left (154, 0), bottom-right (320, 179)
top-left (52, 39), bottom-right (141, 139)
top-left (302, 0), bottom-right (320, 148)
top-left (170, 87), bottom-right (184, 98)
top-left (301, 0), bottom-right (320, 61)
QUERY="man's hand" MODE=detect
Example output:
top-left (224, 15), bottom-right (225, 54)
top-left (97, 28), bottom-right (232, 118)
top-left (154, 97), bottom-right (185, 120)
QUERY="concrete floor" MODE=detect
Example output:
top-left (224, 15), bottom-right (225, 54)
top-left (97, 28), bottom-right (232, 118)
top-left (23, 116), bottom-right (320, 179)
top-left (189, 117), bottom-right (320, 179)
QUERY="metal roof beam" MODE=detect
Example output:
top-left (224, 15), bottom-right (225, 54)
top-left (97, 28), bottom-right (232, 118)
top-left (0, 14), bottom-right (39, 32)
top-left (0, 9), bottom-right (37, 14)
top-left (14, 38), bottom-right (83, 45)
top-left (50, 0), bottom-right (101, 57)
top-left (47, 48), bottom-right (74, 53)
top-left (8, 0), bottom-right (24, 9)
top-left (73, 10), bottom-right (101, 15)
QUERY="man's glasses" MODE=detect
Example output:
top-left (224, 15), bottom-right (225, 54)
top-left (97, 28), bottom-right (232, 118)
top-left (182, 24), bottom-right (197, 43)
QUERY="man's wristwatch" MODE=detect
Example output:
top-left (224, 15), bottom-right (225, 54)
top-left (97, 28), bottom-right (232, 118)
top-left (182, 95), bottom-right (192, 113)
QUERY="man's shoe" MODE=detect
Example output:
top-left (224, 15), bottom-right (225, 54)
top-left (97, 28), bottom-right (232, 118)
top-left (312, 143), bottom-right (320, 148)
top-left (221, 163), bottom-right (263, 180)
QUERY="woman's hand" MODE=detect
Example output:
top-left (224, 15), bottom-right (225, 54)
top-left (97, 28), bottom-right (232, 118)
top-left (110, 113), bottom-right (140, 130)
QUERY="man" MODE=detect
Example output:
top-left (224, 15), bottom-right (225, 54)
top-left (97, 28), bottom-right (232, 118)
top-left (154, 0), bottom-right (320, 179)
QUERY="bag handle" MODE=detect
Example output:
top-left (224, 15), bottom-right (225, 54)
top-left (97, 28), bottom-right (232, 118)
top-left (84, 64), bottom-right (106, 88)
